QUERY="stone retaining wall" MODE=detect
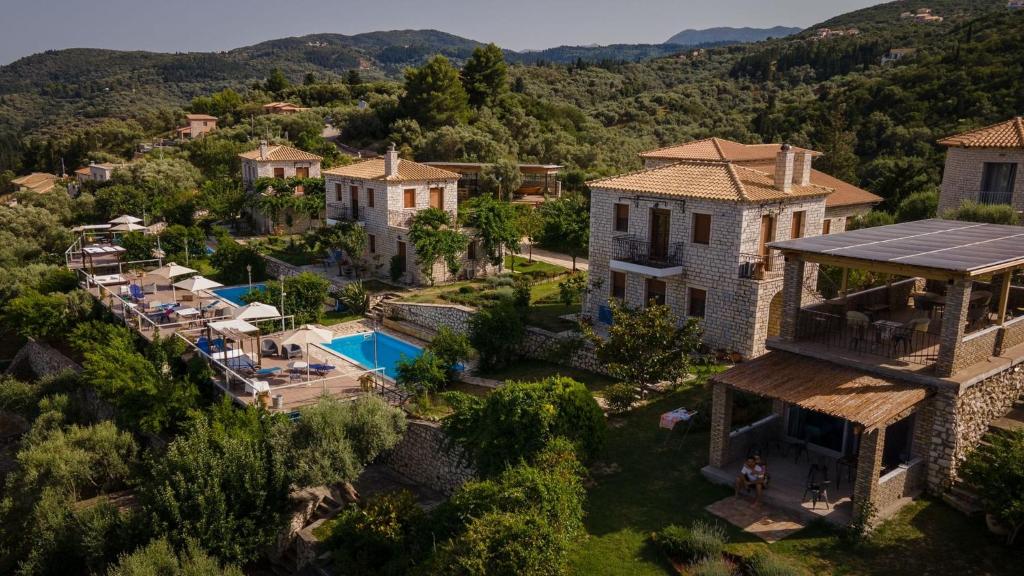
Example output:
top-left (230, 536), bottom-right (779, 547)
top-left (5, 339), bottom-right (82, 380)
top-left (926, 364), bottom-right (1024, 490)
top-left (382, 420), bottom-right (474, 495)
top-left (875, 458), bottom-right (925, 518)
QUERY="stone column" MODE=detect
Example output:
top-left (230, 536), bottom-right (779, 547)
top-left (708, 382), bottom-right (734, 467)
top-left (779, 257), bottom-right (806, 341)
top-left (935, 277), bottom-right (972, 377)
top-left (852, 425), bottom-right (885, 516)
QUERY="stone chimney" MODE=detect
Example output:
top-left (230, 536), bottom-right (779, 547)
top-left (774, 143), bottom-right (795, 192)
top-left (384, 142), bottom-right (399, 177)
top-left (793, 149), bottom-right (813, 186)
top-left (259, 140), bottom-right (269, 161)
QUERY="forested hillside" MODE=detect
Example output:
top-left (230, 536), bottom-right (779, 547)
top-left (1, 0), bottom-right (1021, 214)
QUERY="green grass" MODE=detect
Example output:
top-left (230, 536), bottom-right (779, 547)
top-left (566, 369), bottom-right (1024, 576)
top-left (481, 358), bottom-right (616, 393)
top-left (506, 254), bottom-right (568, 277)
top-left (320, 310), bottom-right (363, 326)
top-left (528, 278), bottom-right (580, 332)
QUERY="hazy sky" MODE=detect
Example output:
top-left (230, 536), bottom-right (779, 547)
top-left (0, 0), bottom-right (881, 65)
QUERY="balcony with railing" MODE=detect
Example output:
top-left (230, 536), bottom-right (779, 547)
top-left (738, 250), bottom-right (785, 280)
top-left (610, 234), bottom-right (685, 277)
top-left (325, 205), bottom-right (365, 222)
top-left (978, 190), bottom-right (1015, 205)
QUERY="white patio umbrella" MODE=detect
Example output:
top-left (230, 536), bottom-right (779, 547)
top-left (145, 262), bottom-right (197, 301)
top-left (109, 215), bottom-right (142, 225)
top-left (173, 276), bottom-right (223, 309)
top-left (232, 302), bottom-right (281, 321)
top-left (279, 324), bottom-right (334, 380)
top-left (111, 222), bottom-right (148, 232)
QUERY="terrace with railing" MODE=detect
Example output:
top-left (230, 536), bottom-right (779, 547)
top-left (769, 220), bottom-right (1024, 379)
top-left (978, 190), bottom-right (1015, 205)
top-left (325, 204), bottom-right (365, 222)
top-left (738, 249), bottom-right (785, 280)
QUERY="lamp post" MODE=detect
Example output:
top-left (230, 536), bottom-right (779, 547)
top-left (246, 264), bottom-right (252, 292)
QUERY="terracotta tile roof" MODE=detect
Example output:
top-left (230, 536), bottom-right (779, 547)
top-left (74, 167), bottom-right (92, 176)
top-left (238, 145), bottom-right (323, 162)
top-left (323, 158), bottom-right (460, 182)
top-left (640, 137), bottom-right (822, 162)
top-left (185, 114), bottom-right (218, 121)
top-left (11, 172), bottom-right (57, 193)
top-left (745, 161), bottom-right (881, 208)
top-left (587, 160), bottom-right (832, 202)
top-left (937, 117), bottom-right (1024, 148)
top-left (711, 351), bottom-right (930, 428)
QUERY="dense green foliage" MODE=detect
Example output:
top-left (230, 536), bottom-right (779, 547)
top-left (593, 301), bottom-right (704, 392)
top-left (468, 301), bottom-right (525, 371)
top-left (408, 207), bottom-right (469, 285)
top-left (944, 201), bottom-right (1020, 225)
top-left (105, 538), bottom-right (244, 576)
top-left (244, 271), bottom-right (329, 324)
top-left (442, 376), bottom-right (605, 476)
top-left (961, 430), bottom-right (1024, 544)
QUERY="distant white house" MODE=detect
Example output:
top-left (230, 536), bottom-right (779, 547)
top-left (1009, 0), bottom-right (1024, 10)
top-left (881, 48), bottom-right (916, 65)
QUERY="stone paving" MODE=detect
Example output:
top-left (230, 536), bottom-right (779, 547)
top-left (705, 496), bottom-right (807, 543)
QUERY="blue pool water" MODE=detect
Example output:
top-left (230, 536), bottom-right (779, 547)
top-left (212, 283), bottom-right (267, 306)
top-left (322, 331), bottom-right (424, 380)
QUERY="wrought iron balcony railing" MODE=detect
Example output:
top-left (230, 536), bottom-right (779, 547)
top-left (612, 235), bottom-right (684, 268)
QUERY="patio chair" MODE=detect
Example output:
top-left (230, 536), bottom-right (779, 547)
top-left (143, 282), bottom-right (157, 295)
top-left (129, 284), bottom-right (146, 302)
top-left (845, 311), bottom-right (870, 350)
top-left (802, 464), bottom-right (831, 510)
top-left (966, 304), bottom-right (989, 330)
top-left (281, 344), bottom-right (303, 359)
top-left (892, 317), bottom-right (929, 356)
top-left (261, 339), bottom-right (279, 358)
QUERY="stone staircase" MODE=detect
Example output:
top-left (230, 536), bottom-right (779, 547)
top-left (943, 398), bottom-right (1024, 515)
top-left (368, 292), bottom-right (402, 321)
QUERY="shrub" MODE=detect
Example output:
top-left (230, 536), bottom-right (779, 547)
top-left (434, 511), bottom-right (565, 576)
top-left (746, 551), bottom-right (806, 576)
top-left (430, 326), bottom-right (474, 375)
top-left (469, 301), bottom-right (525, 371)
top-left (246, 272), bottom-right (330, 324)
top-left (603, 382), bottom-right (637, 413)
top-left (693, 557), bottom-right (738, 576)
top-left (493, 286), bottom-right (516, 301)
top-left (654, 521), bottom-right (727, 564)
top-left (443, 376), bottom-right (605, 476)
top-left (106, 537), bottom-right (243, 576)
top-left (944, 201), bottom-right (1020, 225)
top-left (960, 429), bottom-right (1024, 544)
top-left (895, 190), bottom-right (938, 222)
top-left (396, 350), bottom-right (449, 396)
top-left (325, 491), bottom-right (431, 576)
top-left (210, 234), bottom-right (266, 285)
top-left (486, 274), bottom-right (515, 287)
top-left (558, 272), bottom-right (587, 307)
top-left (848, 210), bottom-right (895, 230)
top-left (287, 395), bottom-right (406, 487)
top-left (512, 274), bottom-right (532, 309)
top-left (337, 281), bottom-right (369, 315)
top-left (390, 254), bottom-right (405, 283)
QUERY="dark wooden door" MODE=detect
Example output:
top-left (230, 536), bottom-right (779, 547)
top-left (350, 187), bottom-right (360, 219)
top-left (649, 208), bottom-right (671, 260)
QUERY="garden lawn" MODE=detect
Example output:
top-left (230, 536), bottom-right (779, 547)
top-left (567, 370), bottom-right (1024, 576)
top-left (481, 359), bottom-right (616, 394)
top-left (505, 254), bottom-right (568, 277)
top-left (320, 310), bottom-right (363, 326)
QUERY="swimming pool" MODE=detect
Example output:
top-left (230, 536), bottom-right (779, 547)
top-left (321, 331), bottom-right (423, 380)
top-left (212, 283), bottom-right (267, 306)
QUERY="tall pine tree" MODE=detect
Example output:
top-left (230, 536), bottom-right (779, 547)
top-left (462, 43), bottom-right (508, 108)
top-left (399, 56), bottom-right (470, 129)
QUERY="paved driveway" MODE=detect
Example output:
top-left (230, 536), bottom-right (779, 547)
top-left (523, 244), bottom-right (589, 272)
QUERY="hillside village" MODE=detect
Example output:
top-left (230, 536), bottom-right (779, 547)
top-left (1, 1), bottom-right (1024, 576)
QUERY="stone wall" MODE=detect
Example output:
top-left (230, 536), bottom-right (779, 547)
top-left (926, 364), bottom-right (1024, 490)
top-left (938, 147), bottom-right (1024, 214)
top-left (382, 419), bottom-right (474, 495)
top-left (5, 339), bottom-right (82, 380)
top-left (874, 458), bottom-right (926, 518)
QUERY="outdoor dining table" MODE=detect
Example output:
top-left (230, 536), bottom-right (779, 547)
top-left (91, 273), bottom-right (127, 285)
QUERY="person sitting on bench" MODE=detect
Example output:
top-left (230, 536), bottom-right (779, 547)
top-left (735, 457), bottom-right (766, 504)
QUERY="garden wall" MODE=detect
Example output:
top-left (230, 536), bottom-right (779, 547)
top-left (382, 419), bottom-right (474, 495)
top-left (5, 339), bottom-right (82, 380)
top-left (385, 302), bottom-right (611, 376)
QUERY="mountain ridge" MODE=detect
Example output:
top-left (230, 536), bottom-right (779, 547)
top-left (665, 26), bottom-right (801, 45)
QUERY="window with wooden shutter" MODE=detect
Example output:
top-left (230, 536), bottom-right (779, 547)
top-left (367, 188), bottom-right (375, 207)
top-left (688, 287), bottom-right (707, 318)
top-left (613, 203), bottom-right (629, 232)
top-left (334, 183), bottom-right (343, 201)
top-left (273, 167), bottom-right (285, 179)
top-left (791, 211), bottom-right (806, 239)
top-left (692, 213), bottom-right (711, 245)
top-left (822, 219), bottom-right (832, 235)
top-left (430, 187), bottom-right (444, 209)
top-left (404, 189), bottom-right (416, 208)
top-left (611, 271), bottom-right (626, 300)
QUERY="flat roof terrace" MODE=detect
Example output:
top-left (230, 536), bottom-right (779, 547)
top-left (769, 219), bottom-right (1024, 380)
top-left (770, 219), bottom-right (1024, 279)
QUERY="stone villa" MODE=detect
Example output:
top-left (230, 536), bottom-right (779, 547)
top-left (176, 113), bottom-right (218, 140)
top-left (323, 145), bottom-right (491, 285)
top-left (585, 138), bottom-right (880, 359)
top-left (239, 142), bottom-right (324, 233)
top-left (704, 219), bottom-right (1024, 525)
top-left (937, 117), bottom-right (1024, 214)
